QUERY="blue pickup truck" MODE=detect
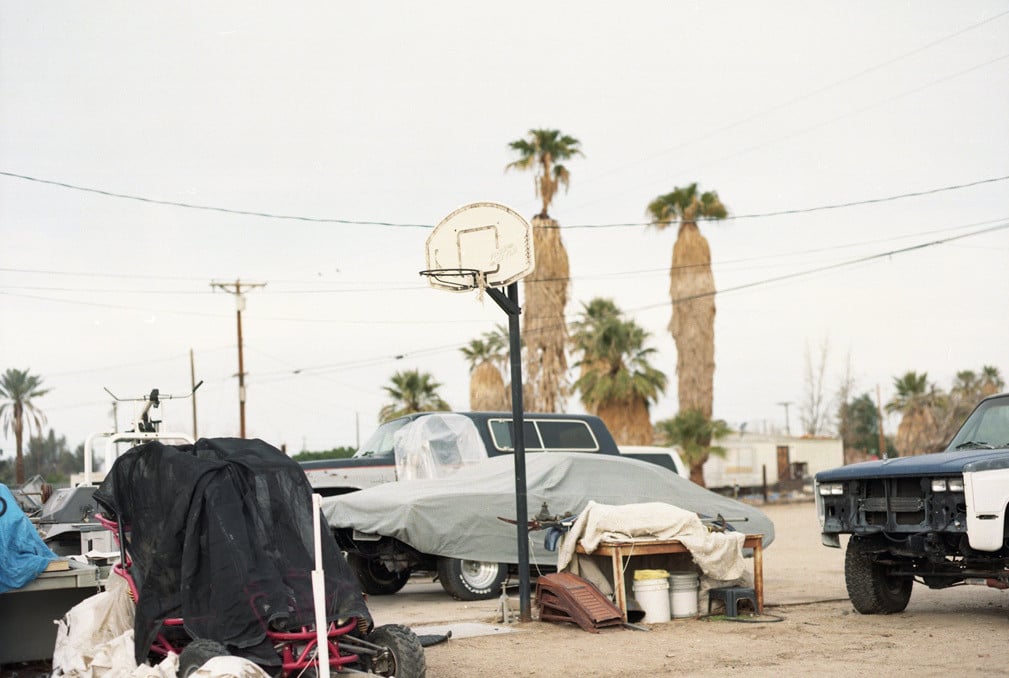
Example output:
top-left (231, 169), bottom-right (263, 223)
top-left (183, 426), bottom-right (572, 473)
top-left (816, 392), bottom-right (1009, 614)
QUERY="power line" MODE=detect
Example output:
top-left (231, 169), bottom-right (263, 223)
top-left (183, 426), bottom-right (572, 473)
top-left (563, 176), bottom-right (1009, 229)
top-left (575, 9), bottom-right (1009, 189)
top-left (0, 171), bottom-right (432, 228)
top-left (3, 169), bottom-right (1005, 231)
top-left (254, 221), bottom-right (1009, 380)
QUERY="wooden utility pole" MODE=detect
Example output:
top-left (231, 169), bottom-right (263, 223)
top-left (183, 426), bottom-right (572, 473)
top-left (211, 279), bottom-right (266, 438)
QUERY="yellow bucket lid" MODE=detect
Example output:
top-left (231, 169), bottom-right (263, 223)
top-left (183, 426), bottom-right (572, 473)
top-left (633, 569), bottom-right (670, 580)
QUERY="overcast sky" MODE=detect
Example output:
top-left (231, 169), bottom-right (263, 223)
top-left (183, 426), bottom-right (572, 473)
top-left (2, 2), bottom-right (1007, 460)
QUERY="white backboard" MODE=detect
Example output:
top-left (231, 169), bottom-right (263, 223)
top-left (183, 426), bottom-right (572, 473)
top-left (423, 202), bottom-right (535, 291)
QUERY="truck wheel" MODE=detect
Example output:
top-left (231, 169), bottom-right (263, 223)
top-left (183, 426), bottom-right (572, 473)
top-left (845, 536), bottom-right (912, 614)
top-left (436, 557), bottom-right (508, 601)
top-left (365, 623), bottom-right (427, 678)
top-left (346, 553), bottom-right (411, 595)
top-left (177, 639), bottom-right (229, 678)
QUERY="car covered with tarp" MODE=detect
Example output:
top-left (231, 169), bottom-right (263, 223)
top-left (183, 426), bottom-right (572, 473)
top-left (321, 451), bottom-right (774, 600)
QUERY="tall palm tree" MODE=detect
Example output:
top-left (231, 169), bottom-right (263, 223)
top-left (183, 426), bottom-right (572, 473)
top-left (979, 365), bottom-right (1005, 396)
top-left (506, 128), bottom-right (583, 413)
top-left (654, 410), bottom-right (730, 486)
top-left (378, 369), bottom-right (450, 423)
top-left (885, 371), bottom-right (942, 456)
top-left (645, 183), bottom-right (727, 429)
top-left (0, 368), bottom-right (50, 484)
top-left (460, 331), bottom-right (509, 411)
top-left (569, 298), bottom-right (667, 445)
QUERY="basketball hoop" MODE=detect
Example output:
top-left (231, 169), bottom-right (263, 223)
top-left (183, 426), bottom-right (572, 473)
top-left (421, 202), bottom-right (535, 293)
top-left (421, 200), bottom-right (535, 622)
top-left (417, 267), bottom-right (488, 292)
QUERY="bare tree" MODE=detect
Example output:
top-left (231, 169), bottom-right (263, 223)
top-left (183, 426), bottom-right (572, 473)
top-left (799, 338), bottom-right (831, 436)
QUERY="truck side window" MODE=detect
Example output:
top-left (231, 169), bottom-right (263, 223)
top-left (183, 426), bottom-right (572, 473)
top-left (537, 421), bottom-right (599, 451)
top-left (489, 420), bottom-right (542, 451)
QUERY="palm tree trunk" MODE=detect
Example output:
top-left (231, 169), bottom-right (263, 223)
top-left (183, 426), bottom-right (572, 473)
top-left (14, 404), bottom-right (25, 484)
top-left (597, 397), bottom-right (654, 445)
top-left (470, 361), bottom-right (509, 411)
top-left (669, 222), bottom-right (715, 428)
top-left (523, 216), bottom-right (570, 413)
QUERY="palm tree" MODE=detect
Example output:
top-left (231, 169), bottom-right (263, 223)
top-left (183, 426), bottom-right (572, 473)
top-left (980, 365), bottom-right (1004, 396)
top-left (645, 184), bottom-right (727, 428)
top-left (654, 410), bottom-right (730, 486)
top-left (0, 368), bottom-right (50, 484)
top-left (378, 369), bottom-right (450, 422)
top-left (460, 331), bottom-right (509, 411)
top-left (569, 298), bottom-right (667, 445)
top-left (506, 128), bottom-right (583, 413)
top-left (885, 371), bottom-right (942, 456)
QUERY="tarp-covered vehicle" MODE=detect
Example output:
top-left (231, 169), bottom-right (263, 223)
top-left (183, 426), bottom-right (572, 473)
top-left (322, 451), bottom-right (774, 601)
top-left (92, 437), bottom-right (426, 677)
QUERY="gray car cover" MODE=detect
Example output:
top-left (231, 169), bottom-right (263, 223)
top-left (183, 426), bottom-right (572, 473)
top-left (321, 452), bottom-right (773, 565)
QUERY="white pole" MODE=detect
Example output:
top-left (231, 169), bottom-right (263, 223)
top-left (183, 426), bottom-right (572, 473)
top-left (311, 493), bottom-right (331, 678)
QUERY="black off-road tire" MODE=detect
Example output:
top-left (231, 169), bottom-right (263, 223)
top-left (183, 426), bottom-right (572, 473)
top-left (366, 623), bottom-right (427, 678)
top-left (436, 557), bottom-right (508, 601)
top-left (845, 536), bottom-right (913, 614)
top-left (177, 639), bottom-right (229, 678)
top-left (346, 553), bottom-right (411, 595)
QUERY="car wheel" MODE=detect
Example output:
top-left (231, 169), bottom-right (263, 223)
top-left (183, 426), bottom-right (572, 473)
top-left (346, 553), bottom-right (411, 595)
top-left (436, 557), bottom-right (508, 601)
top-left (364, 623), bottom-right (427, 678)
top-left (177, 639), bottom-right (229, 678)
top-left (844, 536), bottom-right (912, 614)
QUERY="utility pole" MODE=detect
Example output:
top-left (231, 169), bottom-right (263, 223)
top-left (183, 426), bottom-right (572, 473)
top-left (777, 401), bottom-right (793, 436)
top-left (876, 384), bottom-right (887, 459)
top-left (211, 279), bottom-right (266, 438)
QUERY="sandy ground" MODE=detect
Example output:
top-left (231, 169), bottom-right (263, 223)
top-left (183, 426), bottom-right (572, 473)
top-left (367, 501), bottom-right (1009, 677)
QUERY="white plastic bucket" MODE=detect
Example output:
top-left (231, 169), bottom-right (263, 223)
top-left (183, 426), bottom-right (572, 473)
top-left (632, 577), bottom-right (671, 623)
top-left (668, 572), bottom-right (699, 618)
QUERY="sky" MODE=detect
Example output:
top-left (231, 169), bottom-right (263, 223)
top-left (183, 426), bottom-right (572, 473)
top-left (1, 2), bottom-right (1008, 461)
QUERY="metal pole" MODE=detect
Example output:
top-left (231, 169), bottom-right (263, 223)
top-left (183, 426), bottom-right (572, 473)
top-left (876, 384), bottom-right (886, 458)
top-left (236, 289), bottom-right (246, 438)
top-left (190, 348), bottom-right (198, 439)
top-left (777, 401), bottom-right (792, 436)
top-left (505, 282), bottom-right (531, 622)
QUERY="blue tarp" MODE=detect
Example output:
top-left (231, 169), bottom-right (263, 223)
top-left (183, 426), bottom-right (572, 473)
top-left (0, 483), bottom-right (57, 593)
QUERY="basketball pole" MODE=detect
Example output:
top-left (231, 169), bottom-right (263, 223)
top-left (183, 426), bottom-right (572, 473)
top-left (486, 282), bottom-right (532, 622)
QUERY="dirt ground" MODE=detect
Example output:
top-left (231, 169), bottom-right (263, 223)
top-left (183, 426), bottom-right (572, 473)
top-left (367, 501), bottom-right (1009, 677)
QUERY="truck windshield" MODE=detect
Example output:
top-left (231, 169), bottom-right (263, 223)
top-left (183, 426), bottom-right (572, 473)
top-left (946, 395), bottom-right (1009, 451)
top-left (354, 418), bottom-right (412, 458)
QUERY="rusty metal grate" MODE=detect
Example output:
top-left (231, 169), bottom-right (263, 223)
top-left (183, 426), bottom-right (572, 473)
top-left (535, 572), bottom-right (624, 633)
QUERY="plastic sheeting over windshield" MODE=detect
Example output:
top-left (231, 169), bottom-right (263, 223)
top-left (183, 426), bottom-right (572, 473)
top-left (394, 413), bottom-right (488, 480)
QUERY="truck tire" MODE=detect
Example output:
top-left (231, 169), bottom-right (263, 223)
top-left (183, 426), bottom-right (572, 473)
top-left (436, 557), bottom-right (508, 601)
top-left (346, 553), bottom-right (411, 595)
top-left (845, 536), bottom-right (912, 614)
top-left (365, 623), bottom-right (427, 678)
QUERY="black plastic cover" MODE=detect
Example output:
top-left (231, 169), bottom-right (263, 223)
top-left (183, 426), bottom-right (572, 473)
top-left (94, 437), bottom-right (371, 664)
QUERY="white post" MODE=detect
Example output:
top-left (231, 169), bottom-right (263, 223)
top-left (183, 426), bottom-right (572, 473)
top-left (311, 493), bottom-right (331, 678)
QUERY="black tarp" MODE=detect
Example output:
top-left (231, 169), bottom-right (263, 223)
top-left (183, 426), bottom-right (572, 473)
top-left (94, 437), bottom-right (371, 665)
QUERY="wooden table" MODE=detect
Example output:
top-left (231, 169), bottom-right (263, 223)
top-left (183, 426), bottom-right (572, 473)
top-left (575, 534), bottom-right (764, 619)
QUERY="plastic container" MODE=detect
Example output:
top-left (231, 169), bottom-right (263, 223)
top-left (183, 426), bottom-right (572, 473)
top-left (632, 570), bottom-right (671, 623)
top-left (668, 572), bottom-right (699, 618)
